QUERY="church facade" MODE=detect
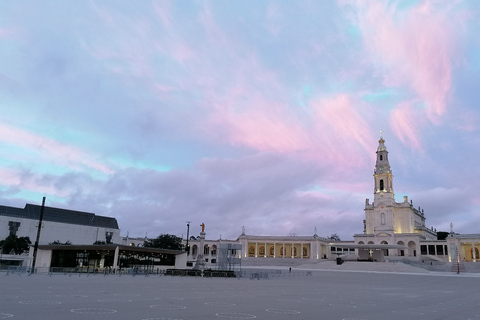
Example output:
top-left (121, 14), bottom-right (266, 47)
top-left (354, 135), bottom-right (438, 259)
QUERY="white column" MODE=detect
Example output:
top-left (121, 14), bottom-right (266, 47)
top-left (264, 242), bottom-right (267, 257)
top-left (283, 243), bottom-right (285, 258)
top-left (113, 246), bottom-right (120, 272)
top-left (472, 242), bottom-right (476, 262)
top-left (255, 242), bottom-right (258, 258)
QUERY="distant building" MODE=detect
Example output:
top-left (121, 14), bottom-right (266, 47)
top-left (0, 203), bottom-right (121, 246)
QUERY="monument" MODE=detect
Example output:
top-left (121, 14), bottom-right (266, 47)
top-left (193, 223), bottom-right (206, 270)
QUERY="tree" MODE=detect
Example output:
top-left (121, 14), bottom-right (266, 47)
top-left (0, 235), bottom-right (32, 255)
top-left (49, 240), bottom-right (72, 245)
top-left (437, 231), bottom-right (449, 241)
top-left (328, 233), bottom-right (341, 242)
top-left (144, 234), bottom-right (183, 250)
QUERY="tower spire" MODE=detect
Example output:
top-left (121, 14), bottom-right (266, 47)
top-left (374, 133), bottom-right (394, 202)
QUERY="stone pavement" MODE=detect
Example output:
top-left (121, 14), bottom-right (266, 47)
top-left (1, 266), bottom-right (479, 320)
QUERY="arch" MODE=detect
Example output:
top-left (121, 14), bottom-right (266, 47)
top-left (302, 246), bottom-right (308, 257)
top-left (380, 179), bottom-right (384, 191)
top-left (259, 246), bottom-right (265, 256)
top-left (380, 155), bottom-right (383, 161)
top-left (269, 246), bottom-right (274, 256)
top-left (192, 245), bottom-right (198, 256)
top-left (204, 244), bottom-right (209, 255)
top-left (248, 245), bottom-right (255, 256)
top-left (381, 240), bottom-right (389, 256)
top-left (471, 247), bottom-right (479, 260)
top-left (367, 241), bottom-right (374, 244)
top-left (211, 245), bottom-right (217, 256)
top-left (408, 241), bottom-right (416, 257)
top-left (279, 246), bottom-right (284, 257)
top-left (397, 241), bottom-right (405, 256)
top-left (358, 241), bottom-right (365, 244)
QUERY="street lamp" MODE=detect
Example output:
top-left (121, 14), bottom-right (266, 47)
top-left (186, 221), bottom-right (191, 254)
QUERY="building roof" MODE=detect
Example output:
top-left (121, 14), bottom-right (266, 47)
top-left (36, 244), bottom-right (184, 255)
top-left (0, 204), bottom-right (119, 229)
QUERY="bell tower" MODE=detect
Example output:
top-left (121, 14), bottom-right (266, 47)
top-left (373, 132), bottom-right (394, 205)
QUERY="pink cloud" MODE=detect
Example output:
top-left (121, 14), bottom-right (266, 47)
top-left (213, 103), bottom-right (310, 153)
top-left (352, 0), bottom-right (462, 124)
top-left (389, 101), bottom-right (425, 151)
top-left (0, 122), bottom-right (113, 174)
top-left (310, 94), bottom-right (375, 166)
top-left (0, 168), bottom-right (70, 197)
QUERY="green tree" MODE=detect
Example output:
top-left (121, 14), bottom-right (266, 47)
top-left (328, 233), bottom-right (341, 242)
top-left (49, 240), bottom-right (72, 245)
top-left (0, 235), bottom-right (32, 254)
top-left (144, 234), bottom-right (183, 250)
top-left (437, 231), bottom-right (449, 241)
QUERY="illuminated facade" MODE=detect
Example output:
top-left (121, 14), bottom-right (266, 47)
top-left (354, 135), bottom-right (438, 258)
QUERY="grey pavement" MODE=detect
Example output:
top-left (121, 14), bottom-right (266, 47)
top-left (1, 266), bottom-right (479, 320)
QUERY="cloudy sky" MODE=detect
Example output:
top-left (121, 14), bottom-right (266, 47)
top-left (0, 0), bottom-right (479, 241)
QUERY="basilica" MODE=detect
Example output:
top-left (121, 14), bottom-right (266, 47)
top-left (187, 135), bottom-right (479, 268)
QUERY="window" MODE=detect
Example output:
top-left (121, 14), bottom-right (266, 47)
top-left (8, 221), bottom-right (20, 236)
top-left (259, 246), bottom-right (265, 255)
top-left (420, 245), bottom-right (427, 255)
top-left (380, 155), bottom-right (383, 161)
top-left (381, 212), bottom-right (385, 225)
top-left (379, 179), bottom-right (384, 190)
top-left (436, 245), bottom-right (444, 255)
top-left (204, 245), bottom-right (209, 255)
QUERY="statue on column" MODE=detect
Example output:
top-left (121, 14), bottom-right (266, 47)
top-left (200, 223), bottom-right (205, 233)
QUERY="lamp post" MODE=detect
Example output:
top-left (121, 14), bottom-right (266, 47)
top-left (31, 197), bottom-right (46, 274)
top-left (186, 221), bottom-right (191, 254)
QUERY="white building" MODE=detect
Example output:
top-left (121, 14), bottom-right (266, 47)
top-left (0, 203), bottom-right (121, 246)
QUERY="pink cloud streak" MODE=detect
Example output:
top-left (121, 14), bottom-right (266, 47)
top-left (389, 102), bottom-right (424, 151)
top-left (352, 0), bottom-right (462, 124)
top-left (0, 122), bottom-right (113, 174)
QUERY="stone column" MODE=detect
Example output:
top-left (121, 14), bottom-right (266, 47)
top-left (113, 246), bottom-right (120, 273)
top-left (472, 242), bottom-right (476, 262)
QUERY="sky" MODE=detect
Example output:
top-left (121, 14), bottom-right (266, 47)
top-left (0, 0), bottom-right (479, 241)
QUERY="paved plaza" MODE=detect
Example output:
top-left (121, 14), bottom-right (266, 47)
top-left (1, 265), bottom-right (480, 320)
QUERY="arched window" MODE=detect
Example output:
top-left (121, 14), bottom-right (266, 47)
top-left (381, 212), bottom-right (386, 225)
top-left (211, 245), bottom-right (217, 256)
top-left (302, 247), bottom-right (308, 257)
top-left (204, 245), bottom-right (209, 255)
top-left (248, 245), bottom-right (255, 255)
top-left (192, 245), bottom-right (198, 256)
top-left (269, 246), bottom-right (274, 256)
top-left (380, 179), bottom-right (384, 190)
top-left (259, 246), bottom-right (265, 255)
top-left (380, 155), bottom-right (383, 161)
